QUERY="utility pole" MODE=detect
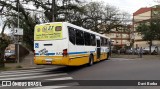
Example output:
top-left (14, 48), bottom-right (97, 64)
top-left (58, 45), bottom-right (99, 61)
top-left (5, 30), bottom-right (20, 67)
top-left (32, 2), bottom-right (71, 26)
top-left (52, 0), bottom-right (56, 22)
top-left (16, 0), bottom-right (20, 63)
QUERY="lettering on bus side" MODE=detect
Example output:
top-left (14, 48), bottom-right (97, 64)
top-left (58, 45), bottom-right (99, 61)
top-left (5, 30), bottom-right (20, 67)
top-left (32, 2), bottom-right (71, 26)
top-left (39, 48), bottom-right (48, 55)
top-left (56, 52), bottom-right (63, 55)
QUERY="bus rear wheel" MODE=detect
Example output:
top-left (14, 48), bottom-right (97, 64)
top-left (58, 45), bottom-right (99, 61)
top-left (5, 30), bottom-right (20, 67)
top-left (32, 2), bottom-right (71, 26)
top-left (88, 55), bottom-right (94, 66)
top-left (106, 53), bottom-right (110, 60)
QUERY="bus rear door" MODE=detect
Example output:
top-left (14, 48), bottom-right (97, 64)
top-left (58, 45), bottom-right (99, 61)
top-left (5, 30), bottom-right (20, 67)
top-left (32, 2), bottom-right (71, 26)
top-left (96, 36), bottom-right (101, 60)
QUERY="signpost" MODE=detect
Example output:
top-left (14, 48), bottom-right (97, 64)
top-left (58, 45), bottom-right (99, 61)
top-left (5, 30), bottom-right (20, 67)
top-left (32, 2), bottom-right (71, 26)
top-left (14, 28), bottom-right (23, 63)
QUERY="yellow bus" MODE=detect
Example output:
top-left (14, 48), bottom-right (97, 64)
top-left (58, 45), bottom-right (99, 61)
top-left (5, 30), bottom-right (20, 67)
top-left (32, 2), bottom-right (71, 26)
top-left (34, 22), bottom-right (111, 66)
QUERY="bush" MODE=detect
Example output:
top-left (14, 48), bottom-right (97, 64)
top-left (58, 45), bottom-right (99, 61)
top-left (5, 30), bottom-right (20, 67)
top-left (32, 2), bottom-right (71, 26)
top-left (16, 65), bottom-right (22, 68)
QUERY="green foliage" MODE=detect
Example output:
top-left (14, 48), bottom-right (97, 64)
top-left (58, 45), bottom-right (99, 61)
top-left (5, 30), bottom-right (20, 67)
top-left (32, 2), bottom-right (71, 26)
top-left (16, 65), bottom-right (22, 68)
top-left (136, 19), bottom-right (160, 54)
top-left (0, 0), bottom-right (130, 51)
top-left (0, 66), bottom-right (11, 71)
top-left (0, 37), bottom-right (10, 68)
top-left (136, 19), bottom-right (160, 41)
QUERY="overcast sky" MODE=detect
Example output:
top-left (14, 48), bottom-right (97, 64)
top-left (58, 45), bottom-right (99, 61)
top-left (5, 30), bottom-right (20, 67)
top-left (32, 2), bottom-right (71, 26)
top-left (93, 0), bottom-right (157, 14)
top-left (1, 0), bottom-right (158, 34)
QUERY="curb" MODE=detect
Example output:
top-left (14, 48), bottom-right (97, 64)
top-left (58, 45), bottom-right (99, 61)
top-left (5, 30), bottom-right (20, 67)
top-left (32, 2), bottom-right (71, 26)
top-left (15, 66), bottom-right (45, 70)
top-left (0, 66), bottom-right (46, 71)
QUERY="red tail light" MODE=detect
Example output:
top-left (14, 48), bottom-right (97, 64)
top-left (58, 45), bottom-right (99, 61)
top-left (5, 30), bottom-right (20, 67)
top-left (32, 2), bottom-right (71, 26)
top-left (63, 49), bottom-right (68, 56)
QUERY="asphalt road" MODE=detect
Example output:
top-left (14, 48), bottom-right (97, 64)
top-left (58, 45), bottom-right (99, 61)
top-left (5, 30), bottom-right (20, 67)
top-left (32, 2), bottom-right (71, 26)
top-left (1, 58), bottom-right (160, 89)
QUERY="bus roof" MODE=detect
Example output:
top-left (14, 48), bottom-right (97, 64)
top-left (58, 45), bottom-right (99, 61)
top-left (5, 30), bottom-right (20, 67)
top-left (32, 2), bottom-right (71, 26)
top-left (65, 22), bottom-right (110, 40)
top-left (35, 22), bottom-right (110, 40)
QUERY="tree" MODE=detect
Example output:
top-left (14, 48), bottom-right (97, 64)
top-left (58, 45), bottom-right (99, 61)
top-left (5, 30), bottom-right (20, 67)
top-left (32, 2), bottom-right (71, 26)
top-left (0, 15), bottom-right (11, 68)
top-left (136, 19), bottom-right (160, 54)
top-left (0, 0), bottom-right (130, 52)
top-left (0, 0), bottom-right (81, 50)
top-left (0, 34), bottom-right (11, 68)
top-left (82, 1), bottom-right (131, 33)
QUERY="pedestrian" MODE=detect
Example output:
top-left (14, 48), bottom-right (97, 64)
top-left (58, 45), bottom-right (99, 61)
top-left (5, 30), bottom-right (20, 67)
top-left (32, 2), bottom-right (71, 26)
top-left (137, 47), bottom-right (140, 57)
top-left (139, 47), bottom-right (143, 58)
top-left (118, 50), bottom-right (120, 55)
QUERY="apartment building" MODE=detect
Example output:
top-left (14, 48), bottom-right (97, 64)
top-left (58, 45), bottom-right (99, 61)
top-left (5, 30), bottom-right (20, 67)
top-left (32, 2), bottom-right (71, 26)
top-left (106, 25), bottom-right (131, 48)
top-left (132, 5), bottom-right (160, 48)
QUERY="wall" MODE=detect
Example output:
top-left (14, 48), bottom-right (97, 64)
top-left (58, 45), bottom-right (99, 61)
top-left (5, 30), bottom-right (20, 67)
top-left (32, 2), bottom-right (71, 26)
top-left (15, 44), bottom-right (29, 62)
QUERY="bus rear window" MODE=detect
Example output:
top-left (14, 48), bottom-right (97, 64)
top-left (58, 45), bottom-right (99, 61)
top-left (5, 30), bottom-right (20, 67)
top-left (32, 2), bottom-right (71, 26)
top-left (55, 26), bottom-right (62, 31)
top-left (34, 24), bottom-right (63, 40)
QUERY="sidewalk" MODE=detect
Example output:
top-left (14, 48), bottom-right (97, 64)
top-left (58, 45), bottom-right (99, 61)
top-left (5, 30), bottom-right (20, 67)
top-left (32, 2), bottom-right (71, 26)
top-left (3, 52), bottom-right (45, 70)
top-left (111, 54), bottom-right (160, 60)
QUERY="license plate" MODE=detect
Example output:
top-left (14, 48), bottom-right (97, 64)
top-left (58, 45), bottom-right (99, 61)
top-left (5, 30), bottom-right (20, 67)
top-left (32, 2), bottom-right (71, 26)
top-left (46, 61), bottom-right (52, 64)
top-left (45, 58), bottom-right (52, 64)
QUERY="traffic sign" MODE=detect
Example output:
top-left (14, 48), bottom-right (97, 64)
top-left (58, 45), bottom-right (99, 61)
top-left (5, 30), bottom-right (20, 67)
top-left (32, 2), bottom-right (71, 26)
top-left (14, 28), bottom-right (23, 35)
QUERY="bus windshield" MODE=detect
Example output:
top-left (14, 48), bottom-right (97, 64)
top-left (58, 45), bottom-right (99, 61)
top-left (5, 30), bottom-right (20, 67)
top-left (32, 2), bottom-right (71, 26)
top-left (34, 23), bottom-right (62, 41)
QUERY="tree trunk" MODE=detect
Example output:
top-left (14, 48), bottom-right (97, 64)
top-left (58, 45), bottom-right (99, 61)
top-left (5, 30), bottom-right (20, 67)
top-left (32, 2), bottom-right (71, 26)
top-left (52, 0), bottom-right (56, 22)
top-left (0, 22), bottom-right (7, 68)
top-left (0, 53), bottom-right (5, 68)
top-left (0, 39), bottom-right (5, 68)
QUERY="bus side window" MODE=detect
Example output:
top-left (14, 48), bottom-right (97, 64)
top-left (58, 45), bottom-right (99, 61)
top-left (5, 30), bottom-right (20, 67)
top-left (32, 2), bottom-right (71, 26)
top-left (84, 32), bottom-right (91, 46)
top-left (76, 29), bottom-right (84, 45)
top-left (68, 27), bottom-right (76, 45)
top-left (101, 37), bottom-right (104, 46)
top-left (90, 34), bottom-right (96, 46)
top-left (104, 39), bottom-right (108, 46)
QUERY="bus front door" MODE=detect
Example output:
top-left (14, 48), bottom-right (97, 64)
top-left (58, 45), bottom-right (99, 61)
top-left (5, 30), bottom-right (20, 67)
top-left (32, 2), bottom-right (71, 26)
top-left (96, 39), bottom-right (101, 59)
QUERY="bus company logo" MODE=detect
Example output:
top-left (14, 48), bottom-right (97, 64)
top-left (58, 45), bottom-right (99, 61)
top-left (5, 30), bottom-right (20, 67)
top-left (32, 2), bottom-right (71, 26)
top-left (37, 28), bottom-right (40, 32)
top-left (42, 26), bottom-right (47, 33)
top-left (2, 81), bottom-right (11, 86)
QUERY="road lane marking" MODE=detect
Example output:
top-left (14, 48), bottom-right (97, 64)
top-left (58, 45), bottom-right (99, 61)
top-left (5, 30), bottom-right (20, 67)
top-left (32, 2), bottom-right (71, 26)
top-left (1, 67), bottom-right (57, 74)
top-left (0, 72), bottom-right (47, 78)
top-left (45, 77), bottom-right (73, 81)
top-left (0, 73), bottom-right (67, 80)
top-left (0, 67), bottom-right (59, 75)
top-left (110, 58), bottom-right (140, 61)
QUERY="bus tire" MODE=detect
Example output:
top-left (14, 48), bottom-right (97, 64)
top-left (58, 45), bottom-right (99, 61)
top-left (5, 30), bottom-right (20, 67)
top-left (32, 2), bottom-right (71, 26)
top-left (88, 55), bottom-right (94, 66)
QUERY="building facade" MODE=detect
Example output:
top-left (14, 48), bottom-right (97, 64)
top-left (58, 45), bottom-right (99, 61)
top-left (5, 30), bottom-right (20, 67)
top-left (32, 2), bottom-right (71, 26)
top-left (106, 25), bottom-right (131, 49)
top-left (132, 5), bottom-right (160, 48)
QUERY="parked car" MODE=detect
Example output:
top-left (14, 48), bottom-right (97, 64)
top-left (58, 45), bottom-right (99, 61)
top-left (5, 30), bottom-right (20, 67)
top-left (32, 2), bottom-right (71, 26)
top-left (143, 46), bottom-right (159, 55)
top-left (120, 48), bottom-right (126, 54)
top-left (4, 44), bottom-right (16, 62)
top-left (112, 49), bottom-right (118, 54)
top-left (125, 49), bottom-right (132, 54)
top-left (125, 48), bottom-right (137, 55)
